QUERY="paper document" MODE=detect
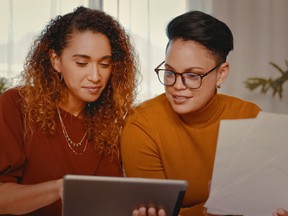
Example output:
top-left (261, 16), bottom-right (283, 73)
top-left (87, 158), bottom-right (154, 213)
top-left (205, 111), bottom-right (288, 216)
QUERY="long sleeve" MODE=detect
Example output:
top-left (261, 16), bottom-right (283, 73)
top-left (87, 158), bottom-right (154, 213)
top-left (0, 88), bottom-right (26, 183)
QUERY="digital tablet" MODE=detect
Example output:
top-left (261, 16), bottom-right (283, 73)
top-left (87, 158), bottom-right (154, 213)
top-left (62, 174), bottom-right (188, 216)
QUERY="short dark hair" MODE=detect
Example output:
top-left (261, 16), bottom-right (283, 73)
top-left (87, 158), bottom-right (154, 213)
top-left (166, 10), bottom-right (234, 63)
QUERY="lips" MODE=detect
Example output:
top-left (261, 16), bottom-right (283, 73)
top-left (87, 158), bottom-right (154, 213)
top-left (83, 86), bottom-right (101, 94)
top-left (172, 94), bottom-right (191, 104)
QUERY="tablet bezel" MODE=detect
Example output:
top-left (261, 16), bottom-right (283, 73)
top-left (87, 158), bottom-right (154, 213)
top-left (62, 174), bottom-right (188, 216)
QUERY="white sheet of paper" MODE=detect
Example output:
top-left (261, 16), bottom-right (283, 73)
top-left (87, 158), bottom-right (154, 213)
top-left (208, 118), bottom-right (255, 200)
top-left (205, 118), bottom-right (256, 215)
top-left (205, 112), bottom-right (288, 216)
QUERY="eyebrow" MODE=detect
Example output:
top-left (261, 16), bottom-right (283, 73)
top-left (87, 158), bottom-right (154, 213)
top-left (72, 54), bottom-right (112, 60)
top-left (164, 63), bottom-right (204, 72)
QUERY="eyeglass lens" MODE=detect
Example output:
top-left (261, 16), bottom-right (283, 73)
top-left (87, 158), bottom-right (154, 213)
top-left (157, 70), bottom-right (202, 89)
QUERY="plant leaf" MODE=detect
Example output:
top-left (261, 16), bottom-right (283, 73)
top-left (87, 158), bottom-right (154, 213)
top-left (269, 62), bottom-right (285, 75)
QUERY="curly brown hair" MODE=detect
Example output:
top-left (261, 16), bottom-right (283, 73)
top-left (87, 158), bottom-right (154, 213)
top-left (19, 6), bottom-right (139, 155)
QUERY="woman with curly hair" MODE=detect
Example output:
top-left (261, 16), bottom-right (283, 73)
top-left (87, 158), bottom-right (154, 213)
top-left (0, 6), bottom-right (138, 215)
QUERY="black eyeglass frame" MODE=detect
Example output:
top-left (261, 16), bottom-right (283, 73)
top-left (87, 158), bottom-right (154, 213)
top-left (154, 61), bottom-right (223, 89)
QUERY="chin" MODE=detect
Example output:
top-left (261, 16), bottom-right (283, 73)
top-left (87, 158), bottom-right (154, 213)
top-left (171, 104), bottom-right (190, 115)
top-left (171, 101), bottom-right (202, 115)
top-left (85, 94), bottom-right (102, 102)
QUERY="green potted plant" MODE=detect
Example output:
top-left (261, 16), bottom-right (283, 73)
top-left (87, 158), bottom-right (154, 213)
top-left (0, 77), bottom-right (10, 94)
top-left (244, 60), bottom-right (288, 99)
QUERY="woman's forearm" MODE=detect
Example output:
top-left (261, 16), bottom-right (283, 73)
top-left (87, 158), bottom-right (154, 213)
top-left (0, 179), bottom-right (63, 215)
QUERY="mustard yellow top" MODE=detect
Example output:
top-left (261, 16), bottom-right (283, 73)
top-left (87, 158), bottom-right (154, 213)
top-left (120, 93), bottom-right (261, 216)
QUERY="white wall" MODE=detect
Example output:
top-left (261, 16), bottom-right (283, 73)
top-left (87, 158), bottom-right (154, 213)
top-left (212, 0), bottom-right (288, 114)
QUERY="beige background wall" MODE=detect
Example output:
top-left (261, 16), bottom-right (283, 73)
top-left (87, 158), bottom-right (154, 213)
top-left (212, 0), bottom-right (288, 114)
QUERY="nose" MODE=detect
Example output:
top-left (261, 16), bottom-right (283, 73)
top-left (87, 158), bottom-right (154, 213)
top-left (88, 64), bottom-right (101, 82)
top-left (173, 74), bottom-right (186, 89)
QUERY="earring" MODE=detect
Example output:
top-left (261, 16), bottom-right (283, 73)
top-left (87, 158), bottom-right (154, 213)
top-left (217, 84), bottom-right (221, 89)
top-left (58, 72), bottom-right (63, 82)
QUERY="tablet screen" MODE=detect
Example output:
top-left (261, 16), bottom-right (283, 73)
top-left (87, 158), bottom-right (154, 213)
top-left (62, 174), bottom-right (188, 216)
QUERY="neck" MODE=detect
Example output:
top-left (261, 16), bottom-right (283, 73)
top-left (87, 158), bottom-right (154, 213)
top-left (58, 103), bottom-right (86, 118)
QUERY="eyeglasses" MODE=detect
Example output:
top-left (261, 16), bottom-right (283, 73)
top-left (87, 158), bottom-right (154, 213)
top-left (154, 61), bottom-right (222, 89)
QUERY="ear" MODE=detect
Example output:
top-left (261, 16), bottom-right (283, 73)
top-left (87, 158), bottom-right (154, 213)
top-left (49, 49), bottom-right (61, 72)
top-left (216, 62), bottom-right (229, 88)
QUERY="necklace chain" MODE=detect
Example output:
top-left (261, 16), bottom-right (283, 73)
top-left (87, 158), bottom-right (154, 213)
top-left (57, 108), bottom-right (88, 155)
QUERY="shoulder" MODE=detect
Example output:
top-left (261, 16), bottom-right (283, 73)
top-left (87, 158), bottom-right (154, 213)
top-left (0, 87), bottom-right (23, 113)
top-left (0, 87), bottom-right (22, 105)
top-left (217, 94), bottom-right (261, 118)
top-left (125, 93), bottom-right (174, 125)
top-left (218, 94), bottom-right (260, 108)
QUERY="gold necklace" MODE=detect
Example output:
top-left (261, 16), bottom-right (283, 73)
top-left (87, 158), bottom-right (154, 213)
top-left (57, 108), bottom-right (88, 155)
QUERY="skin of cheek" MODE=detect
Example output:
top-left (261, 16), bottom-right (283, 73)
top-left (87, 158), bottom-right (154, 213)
top-left (164, 76), bottom-right (218, 115)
